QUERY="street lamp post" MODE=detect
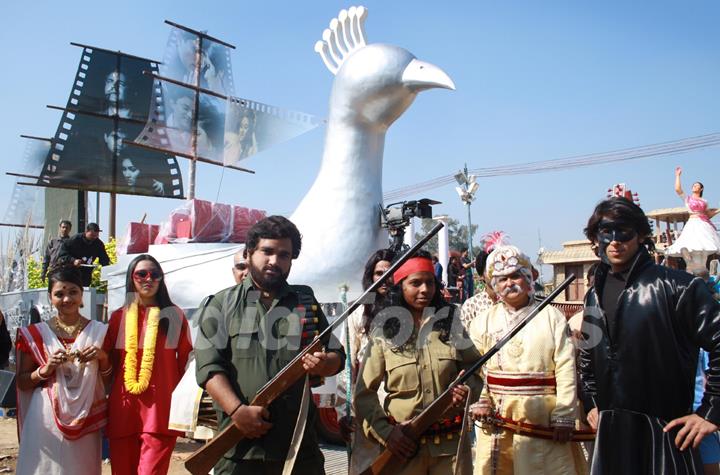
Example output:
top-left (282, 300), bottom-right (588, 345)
top-left (454, 163), bottom-right (479, 259)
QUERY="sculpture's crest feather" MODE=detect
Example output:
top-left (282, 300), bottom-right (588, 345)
top-left (314, 6), bottom-right (368, 75)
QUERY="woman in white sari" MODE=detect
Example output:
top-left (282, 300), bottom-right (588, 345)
top-left (15, 268), bottom-right (111, 475)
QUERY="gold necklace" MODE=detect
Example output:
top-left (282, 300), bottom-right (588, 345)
top-left (54, 316), bottom-right (83, 337)
top-left (53, 317), bottom-right (86, 360)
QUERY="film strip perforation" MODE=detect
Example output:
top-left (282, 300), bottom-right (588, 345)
top-left (39, 48), bottom-right (94, 183)
top-left (231, 97), bottom-right (321, 126)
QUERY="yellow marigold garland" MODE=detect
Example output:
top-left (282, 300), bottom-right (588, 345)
top-left (123, 302), bottom-right (160, 395)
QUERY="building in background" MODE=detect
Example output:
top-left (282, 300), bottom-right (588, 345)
top-left (540, 239), bottom-right (599, 316)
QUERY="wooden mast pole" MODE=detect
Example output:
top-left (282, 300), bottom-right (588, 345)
top-left (187, 34), bottom-right (203, 200)
top-left (108, 52), bottom-right (122, 238)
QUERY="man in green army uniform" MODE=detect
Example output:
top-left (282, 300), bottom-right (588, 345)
top-left (195, 216), bottom-right (345, 474)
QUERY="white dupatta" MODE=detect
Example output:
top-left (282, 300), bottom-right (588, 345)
top-left (17, 321), bottom-right (108, 440)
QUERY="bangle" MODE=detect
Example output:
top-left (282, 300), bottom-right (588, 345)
top-left (228, 403), bottom-right (243, 417)
top-left (34, 366), bottom-right (48, 381)
top-left (100, 365), bottom-right (112, 377)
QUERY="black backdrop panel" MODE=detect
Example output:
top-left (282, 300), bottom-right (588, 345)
top-left (37, 47), bottom-right (184, 198)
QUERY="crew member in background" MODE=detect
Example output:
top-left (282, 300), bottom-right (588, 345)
top-left (41, 220), bottom-right (72, 281)
top-left (431, 255), bottom-right (443, 283)
top-left (58, 223), bottom-right (110, 287)
top-left (460, 232), bottom-right (504, 331)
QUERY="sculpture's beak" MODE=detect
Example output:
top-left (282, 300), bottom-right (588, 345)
top-left (402, 58), bottom-right (456, 92)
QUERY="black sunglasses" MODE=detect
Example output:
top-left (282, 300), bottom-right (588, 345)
top-left (234, 263), bottom-right (248, 271)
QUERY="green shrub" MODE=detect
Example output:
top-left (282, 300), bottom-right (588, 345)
top-left (27, 257), bottom-right (44, 289)
top-left (91, 237), bottom-right (117, 293)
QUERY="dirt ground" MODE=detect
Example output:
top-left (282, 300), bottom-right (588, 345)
top-left (0, 419), bottom-right (17, 474)
top-left (0, 417), bottom-right (202, 474)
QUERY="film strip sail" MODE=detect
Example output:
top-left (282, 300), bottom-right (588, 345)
top-left (223, 97), bottom-right (321, 167)
top-left (1, 137), bottom-right (49, 229)
top-left (35, 45), bottom-right (184, 199)
top-left (134, 21), bottom-right (321, 198)
top-left (161, 22), bottom-right (236, 97)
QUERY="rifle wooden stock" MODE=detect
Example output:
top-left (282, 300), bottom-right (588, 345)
top-left (184, 223), bottom-right (445, 475)
top-left (361, 275), bottom-right (576, 475)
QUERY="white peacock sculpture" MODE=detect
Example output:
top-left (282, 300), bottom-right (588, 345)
top-left (102, 6), bottom-right (454, 310)
top-left (289, 6), bottom-right (455, 301)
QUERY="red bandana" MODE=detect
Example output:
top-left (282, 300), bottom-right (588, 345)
top-left (393, 257), bottom-right (435, 284)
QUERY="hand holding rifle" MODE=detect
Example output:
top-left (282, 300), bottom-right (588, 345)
top-left (338, 415), bottom-right (356, 443)
top-left (231, 405), bottom-right (272, 439)
top-left (301, 351), bottom-right (342, 376)
top-left (385, 423), bottom-right (417, 462)
top-left (448, 370), bottom-right (469, 410)
top-left (449, 385), bottom-right (469, 408)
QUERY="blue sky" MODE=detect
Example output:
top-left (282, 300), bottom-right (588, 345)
top-left (1, 1), bottom-right (719, 269)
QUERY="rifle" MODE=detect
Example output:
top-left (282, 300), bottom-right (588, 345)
top-left (360, 274), bottom-right (576, 475)
top-left (184, 222), bottom-right (445, 475)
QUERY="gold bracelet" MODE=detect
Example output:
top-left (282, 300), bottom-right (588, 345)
top-left (100, 365), bottom-right (112, 377)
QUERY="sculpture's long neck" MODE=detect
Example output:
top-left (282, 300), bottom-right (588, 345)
top-left (290, 112), bottom-right (386, 238)
top-left (314, 119), bottom-right (385, 192)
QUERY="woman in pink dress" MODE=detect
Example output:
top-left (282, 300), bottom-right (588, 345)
top-left (667, 167), bottom-right (720, 268)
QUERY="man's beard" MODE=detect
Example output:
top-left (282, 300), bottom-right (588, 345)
top-left (249, 264), bottom-right (288, 292)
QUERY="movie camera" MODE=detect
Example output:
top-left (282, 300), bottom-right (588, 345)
top-left (380, 198), bottom-right (440, 252)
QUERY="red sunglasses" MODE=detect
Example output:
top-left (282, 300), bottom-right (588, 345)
top-left (132, 269), bottom-right (163, 282)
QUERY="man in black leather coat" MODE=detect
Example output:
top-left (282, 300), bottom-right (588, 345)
top-left (579, 197), bottom-right (720, 474)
